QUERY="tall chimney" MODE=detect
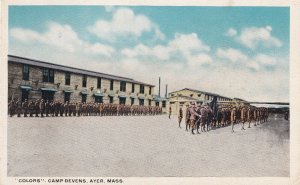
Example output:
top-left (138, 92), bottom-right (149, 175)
top-left (158, 77), bottom-right (161, 97)
top-left (165, 84), bottom-right (168, 98)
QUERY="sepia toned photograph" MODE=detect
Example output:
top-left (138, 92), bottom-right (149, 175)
top-left (5, 4), bottom-right (291, 180)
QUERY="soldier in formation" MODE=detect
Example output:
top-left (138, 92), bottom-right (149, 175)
top-left (8, 99), bottom-right (163, 118)
top-left (182, 102), bottom-right (270, 134)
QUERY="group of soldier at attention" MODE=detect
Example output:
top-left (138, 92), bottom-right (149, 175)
top-left (8, 98), bottom-right (163, 117)
top-left (176, 102), bottom-right (269, 134)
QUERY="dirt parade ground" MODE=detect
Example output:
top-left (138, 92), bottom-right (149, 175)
top-left (7, 114), bottom-right (289, 177)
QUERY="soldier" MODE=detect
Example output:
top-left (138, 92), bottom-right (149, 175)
top-left (16, 98), bottom-right (22, 117)
top-left (39, 99), bottom-right (45, 117)
top-left (231, 106), bottom-right (237, 133)
top-left (8, 98), bottom-right (16, 117)
top-left (28, 100), bottom-right (35, 117)
top-left (22, 99), bottom-right (29, 117)
top-left (178, 106), bottom-right (183, 128)
top-left (59, 101), bottom-right (64, 117)
top-left (34, 99), bottom-right (40, 117)
top-left (64, 101), bottom-right (69, 117)
top-left (189, 103), bottom-right (201, 134)
top-left (50, 101), bottom-right (54, 117)
top-left (45, 100), bottom-right (50, 117)
top-left (200, 104), bottom-right (207, 132)
top-left (168, 106), bottom-right (172, 119)
top-left (240, 106), bottom-right (247, 130)
top-left (185, 104), bottom-right (191, 131)
top-left (247, 107), bottom-right (252, 128)
top-left (195, 104), bottom-right (202, 133)
top-left (217, 106), bottom-right (223, 128)
top-left (206, 105), bottom-right (213, 131)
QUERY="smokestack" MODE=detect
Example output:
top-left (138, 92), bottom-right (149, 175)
top-left (165, 84), bottom-right (168, 98)
top-left (158, 77), bottom-right (161, 97)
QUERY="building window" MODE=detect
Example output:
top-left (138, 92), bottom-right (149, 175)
top-left (140, 84), bottom-right (144, 94)
top-left (42, 68), bottom-right (54, 83)
top-left (64, 92), bottom-right (71, 103)
top-left (81, 94), bottom-right (87, 103)
top-left (119, 97), bottom-right (126, 105)
top-left (148, 100), bottom-right (152, 106)
top-left (120, 81), bottom-right (126, 92)
top-left (190, 94), bottom-right (193, 97)
top-left (155, 102), bottom-right (159, 107)
top-left (22, 65), bottom-right (29, 80)
top-left (162, 101), bottom-right (166, 108)
top-left (65, 72), bottom-right (70, 85)
top-left (109, 96), bottom-right (113, 103)
top-left (149, 87), bottom-right (152, 95)
top-left (82, 75), bottom-right (87, 87)
top-left (42, 91), bottom-right (55, 101)
top-left (139, 99), bottom-right (144, 106)
top-left (110, 80), bottom-right (114, 91)
top-left (95, 96), bottom-right (103, 103)
top-left (131, 98), bottom-right (134, 105)
top-left (97, 77), bottom-right (101, 89)
top-left (132, 84), bottom-right (135, 93)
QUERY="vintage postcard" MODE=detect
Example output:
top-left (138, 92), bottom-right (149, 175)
top-left (1, 0), bottom-right (300, 185)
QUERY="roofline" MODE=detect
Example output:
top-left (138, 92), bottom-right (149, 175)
top-left (8, 55), bottom-right (155, 87)
top-left (169, 88), bottom-right (219, 96)
top-left (169, 88), bottom-right (233, 100)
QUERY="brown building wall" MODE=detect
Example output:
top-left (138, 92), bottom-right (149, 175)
top-left (8, 62), bottom-right (159, 107)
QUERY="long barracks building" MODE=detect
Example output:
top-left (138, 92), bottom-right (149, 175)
top-left (8, 55), bottom-right (166, 109)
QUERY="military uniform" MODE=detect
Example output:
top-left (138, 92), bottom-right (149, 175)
top-left (178, 107), bottom-right (183, 128)
top-left (22, 100), bottom-right (29, 117)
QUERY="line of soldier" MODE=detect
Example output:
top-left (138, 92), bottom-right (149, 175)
top-left (178, 102), bottom-right (269, 134)
top-left (8, 98), bottom-right (163, 118)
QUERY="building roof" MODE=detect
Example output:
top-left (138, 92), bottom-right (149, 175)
top-left (8, 55), bottom-right (155, 87)
top-left (169, 88), bottom-right (220, 97)
top-left (233, 97), bottom-right (247, 102)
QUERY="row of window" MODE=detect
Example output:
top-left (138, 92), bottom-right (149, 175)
top-left (21, 89), bottom-right (158, 106)
top-left (22, 65), bottom-right (151, 94)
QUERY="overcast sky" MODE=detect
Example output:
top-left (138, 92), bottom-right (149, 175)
top-left (9, 6), bottom-right (289, 102)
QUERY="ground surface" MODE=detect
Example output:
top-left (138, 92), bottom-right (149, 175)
top-left (7, 114), bottom-right (289, 177)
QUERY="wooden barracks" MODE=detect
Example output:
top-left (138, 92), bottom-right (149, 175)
top-left (8, 55), bottom-right (167, 109)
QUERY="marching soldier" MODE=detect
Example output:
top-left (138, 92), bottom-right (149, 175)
top-left (185, 104), bottom-right (191, 131)
top-left (168, 106), bottom-right (172, 119)
top-left (240, 106), bottom-right (246, 130)
top-left (231, 106), bottom-right (237, 133)
top-left (178, 106), bottom-right (183, 128)
top-left (247, 107), bottom-right (252, 128)
top-left (189, 103), bottom-right (201, 134)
